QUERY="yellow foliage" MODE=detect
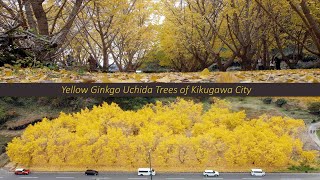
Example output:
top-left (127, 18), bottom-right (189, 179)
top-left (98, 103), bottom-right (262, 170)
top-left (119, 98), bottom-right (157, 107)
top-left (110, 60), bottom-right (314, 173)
top-left (216, 72), bottom-right (239, 83)
top-left (7, 99), bottom-right (317, 169)
top-left (134, 74), bottom-right (142, 81)
top-left (200, 68), bottom-right (210, 77)
top-left (0, 67), bottom-right (320, 83)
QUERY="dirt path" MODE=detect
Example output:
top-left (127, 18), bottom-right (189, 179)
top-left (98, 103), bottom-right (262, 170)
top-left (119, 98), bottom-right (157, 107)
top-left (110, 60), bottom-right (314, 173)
top-left (0, 130), bottom-right (23, 136)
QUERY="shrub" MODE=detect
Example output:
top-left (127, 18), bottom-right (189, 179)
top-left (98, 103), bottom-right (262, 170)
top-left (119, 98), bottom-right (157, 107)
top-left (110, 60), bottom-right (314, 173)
top-left (1, 145), bottom-right (6, 154)
top-left (0, 108), bottom-right (18, 125)
top-left (262, 97), bottom-right (273, 104)
top-left (1, 97), bottom-right (15, 103)
top-left (13, 57), bottom-right (43, 68)
top-left (0, 107), bottom-right (6, 125)
top-left (275, 98), bottom-right (287, 107)
top-left (288, 164), bottom-right (318, 172)
top-left (307, 102), bottom-right (320, 115)
top-left (0, 97), bottom-right (25, 106)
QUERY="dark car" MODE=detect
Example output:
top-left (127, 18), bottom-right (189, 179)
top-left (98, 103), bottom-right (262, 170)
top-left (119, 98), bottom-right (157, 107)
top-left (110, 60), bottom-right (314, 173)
top-left (85, 169), bottom-right (98, 176)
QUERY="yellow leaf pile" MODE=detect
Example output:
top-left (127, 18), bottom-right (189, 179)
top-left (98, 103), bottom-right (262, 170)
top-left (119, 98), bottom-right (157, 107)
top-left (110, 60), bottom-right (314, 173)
top-left (0, 67), bottom-right (319, 83)
top-left (7, 99), bottom-right (317, 169)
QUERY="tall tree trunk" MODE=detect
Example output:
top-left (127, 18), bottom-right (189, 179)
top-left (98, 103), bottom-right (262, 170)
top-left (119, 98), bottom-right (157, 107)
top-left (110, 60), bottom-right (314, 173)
top-left (53, 0), bottom-right (84, 46)
top-left (300, 0), bottom-right (320, 41)
top-left (217, 55), bottom-right (236, 72)
top-left (262, 35), bottom-right (268, 68)
top-left (29, 0), bottom-right (49, 35)
top-left (17, 0), bottom-right (28, 29)
top-left (102, 45), bottom-right (109, 71)
top-left (24, 1), bottom-right (38, 33)
top-left (300, 0), bottom-right (320, 53)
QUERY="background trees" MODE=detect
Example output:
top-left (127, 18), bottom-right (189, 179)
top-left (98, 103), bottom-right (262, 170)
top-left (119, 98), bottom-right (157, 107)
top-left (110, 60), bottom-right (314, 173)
top-left (0, 0), bottom-right (87, 64)
top-left (7, 99), bottom-right (317, 169)
top-left (159, 0), bottom-right (220, 71)
top-left (0, 0), bottom-right (319, 71)
top-left (72, 0), bottom-right (156, 71)
top-left (254, 0), bottom-right (320, 68)
top-left (157, 0), bottom-right (320, 71)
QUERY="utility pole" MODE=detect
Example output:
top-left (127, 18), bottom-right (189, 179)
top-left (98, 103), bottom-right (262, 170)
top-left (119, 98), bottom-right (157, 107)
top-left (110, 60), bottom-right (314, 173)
top-left (149, 149), bottom-right (152, 180)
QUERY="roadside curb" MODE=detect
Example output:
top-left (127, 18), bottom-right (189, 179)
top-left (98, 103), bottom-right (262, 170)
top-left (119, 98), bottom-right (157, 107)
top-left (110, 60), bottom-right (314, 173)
top-left (19, 171), bottom-right (320, 174)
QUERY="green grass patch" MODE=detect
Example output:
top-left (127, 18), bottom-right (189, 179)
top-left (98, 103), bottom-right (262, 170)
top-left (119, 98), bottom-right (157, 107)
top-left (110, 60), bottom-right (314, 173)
top-left (317, 130), bottom-right (320, 139)
top-left (288, 165), bottom-right (319, 172)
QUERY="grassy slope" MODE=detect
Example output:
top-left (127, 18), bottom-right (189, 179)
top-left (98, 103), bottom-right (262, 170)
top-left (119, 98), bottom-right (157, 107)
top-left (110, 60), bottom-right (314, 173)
top-left (0, 98), bottom-right (75, 167)
top-left (225, 97), bottom-right (317, 123)
top-left (0, 98), bottom-right (69, 129)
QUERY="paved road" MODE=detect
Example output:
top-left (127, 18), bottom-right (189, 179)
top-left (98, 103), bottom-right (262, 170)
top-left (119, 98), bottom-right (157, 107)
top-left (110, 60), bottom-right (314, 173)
top-left (0, 171), bottom-right (319, 180)
top-left (308, 121), bottom-right (320, 150)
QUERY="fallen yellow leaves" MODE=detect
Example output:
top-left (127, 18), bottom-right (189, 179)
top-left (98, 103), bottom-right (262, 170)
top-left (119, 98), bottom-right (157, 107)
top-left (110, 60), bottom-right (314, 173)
top-left (0, 67), bottom-right (319, 83)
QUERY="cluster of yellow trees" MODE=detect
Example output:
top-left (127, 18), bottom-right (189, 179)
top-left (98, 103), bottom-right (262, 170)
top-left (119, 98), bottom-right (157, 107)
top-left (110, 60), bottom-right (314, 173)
top-left (159, 0), bottom-right (320, 71)
top-left (2, 0), bottom-right (319, 71)
top-left (7, 99), bottom-right (317, 169)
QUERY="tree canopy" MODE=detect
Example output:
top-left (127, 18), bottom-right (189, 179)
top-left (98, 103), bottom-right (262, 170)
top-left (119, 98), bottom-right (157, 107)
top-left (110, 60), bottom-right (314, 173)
top-left (0, 0), bottom-right (319, 71)
top-left (7, 99), bottom-right (317, 169)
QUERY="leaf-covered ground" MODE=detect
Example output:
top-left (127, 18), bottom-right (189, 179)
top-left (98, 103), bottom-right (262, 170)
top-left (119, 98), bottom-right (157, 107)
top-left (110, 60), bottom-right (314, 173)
top-left (1, 67), bottom-right (320, 83)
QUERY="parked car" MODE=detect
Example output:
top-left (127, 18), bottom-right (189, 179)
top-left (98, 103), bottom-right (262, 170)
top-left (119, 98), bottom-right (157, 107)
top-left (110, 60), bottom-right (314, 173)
top-left (251, 169), bottom-right (265, 176)
top-left (85, 169), bottom-right (99, 176)
top-left (14, 168), bottom-right (30, 175)
top-left (203, 170), bottom-right (219, 177)
top-left (138, 168), bottom-right (156, 176)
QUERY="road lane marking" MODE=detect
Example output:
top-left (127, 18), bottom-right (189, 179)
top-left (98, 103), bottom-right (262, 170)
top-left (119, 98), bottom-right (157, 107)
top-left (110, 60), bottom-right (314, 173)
top-left (93, 178), bottom-right (111, 180)
top-left (56, 177), bottom-right (75, 179)
top-left (19, 177), bottom-right (39, 179)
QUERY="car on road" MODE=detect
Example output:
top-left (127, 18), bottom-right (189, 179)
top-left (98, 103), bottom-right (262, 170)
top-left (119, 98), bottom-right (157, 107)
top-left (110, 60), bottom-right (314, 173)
top-left (138, 168), bottom-right (156, 176)
top-left (85, 169), bottom-right (99, 176)
top-left (251, 169), bottom-right (265, 176)
top-left (14, 168), bottom-right (30, 175)
top-left (203, 170), bottom-right (219, 177)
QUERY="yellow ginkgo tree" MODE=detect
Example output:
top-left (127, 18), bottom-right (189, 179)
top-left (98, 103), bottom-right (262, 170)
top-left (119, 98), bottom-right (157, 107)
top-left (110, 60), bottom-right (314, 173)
top-left (7, 99), bottom-right (318, 170)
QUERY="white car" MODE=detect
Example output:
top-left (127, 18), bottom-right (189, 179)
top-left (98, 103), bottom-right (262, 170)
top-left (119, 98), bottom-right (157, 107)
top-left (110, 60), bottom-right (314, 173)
top-left (203, 170), bottom-right (219, 177)
top-left (251, 169), bottom-right (265, 176)
top-left (138, 168), bottom-right (156, 176)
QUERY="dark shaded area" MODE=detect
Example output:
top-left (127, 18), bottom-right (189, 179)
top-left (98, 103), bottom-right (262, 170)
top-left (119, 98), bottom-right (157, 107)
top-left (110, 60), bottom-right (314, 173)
top-left (308, 102), bottom-right (320, 116)
top-left (7, 118), bottom-right (42, 130)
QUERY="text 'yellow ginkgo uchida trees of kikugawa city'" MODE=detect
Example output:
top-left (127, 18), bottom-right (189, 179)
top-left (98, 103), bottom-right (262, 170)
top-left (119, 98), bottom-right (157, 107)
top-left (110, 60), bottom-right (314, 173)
top-left (7, 99), bottom-right (318, 170)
